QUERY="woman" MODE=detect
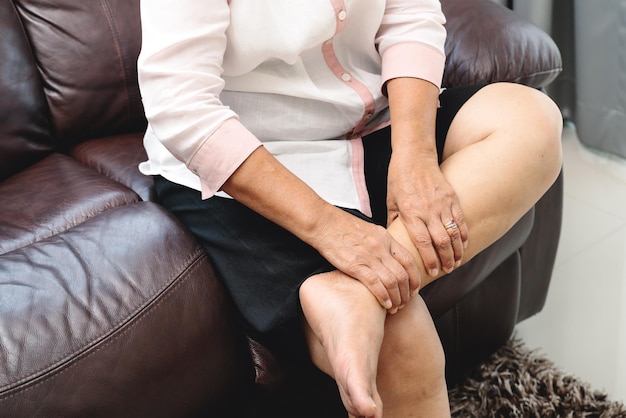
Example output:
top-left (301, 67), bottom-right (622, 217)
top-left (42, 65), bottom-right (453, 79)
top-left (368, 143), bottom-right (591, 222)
top-left (137, 1), bottom-right (563, 416)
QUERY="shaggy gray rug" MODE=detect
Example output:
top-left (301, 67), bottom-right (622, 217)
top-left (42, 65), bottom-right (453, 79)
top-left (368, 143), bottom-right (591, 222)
top-left (449, 338), bottom-right (626, 417)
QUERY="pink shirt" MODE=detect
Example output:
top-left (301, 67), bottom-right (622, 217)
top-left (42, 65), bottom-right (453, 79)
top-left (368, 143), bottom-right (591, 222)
top-left (138, 0), bottom-right (446, 216)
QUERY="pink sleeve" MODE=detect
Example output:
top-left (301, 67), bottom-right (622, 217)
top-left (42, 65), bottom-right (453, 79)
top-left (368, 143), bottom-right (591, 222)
top-left (138, 0), bottom-right (261, 198)
top-left (376, 0), bottom-right (447, 91)
top-left (188, 118), bottom-right (262, 199)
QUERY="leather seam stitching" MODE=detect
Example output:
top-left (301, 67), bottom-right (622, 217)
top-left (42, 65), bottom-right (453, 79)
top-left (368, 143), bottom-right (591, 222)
top-left (0, 247), bottom-right (207, 398)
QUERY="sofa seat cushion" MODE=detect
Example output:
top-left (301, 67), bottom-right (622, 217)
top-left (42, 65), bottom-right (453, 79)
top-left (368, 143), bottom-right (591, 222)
top-left (0, 202), bottom-right (253, 417)
top-left (70, 133), bottom-right (155, 202)
top-left (0, 153), bottom-right (139, 255)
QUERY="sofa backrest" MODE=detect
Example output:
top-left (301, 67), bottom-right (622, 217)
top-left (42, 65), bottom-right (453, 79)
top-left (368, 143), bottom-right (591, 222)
top-left (1, 0), bottom-right (563, 183)
top-left (0, 0), bottom-right (146, 181)
top-left (13, 0), bottom-right (147, 147)
top-left (0, 0), bottom-right (56, 181)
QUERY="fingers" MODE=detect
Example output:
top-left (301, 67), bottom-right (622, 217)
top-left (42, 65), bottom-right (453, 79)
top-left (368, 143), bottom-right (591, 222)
top-left (407, 210), bottom-right (468, 278)
top-left (411, 220), bottom-right (441, 277)
top-left (445, 220), bottom-right (463, 269)
top-left (355, 261), bottom-right (406, 311)
top-left (350, 268), bottom-right (394, 311)
top-left (390, 239), bottom-right (421, 297)
top-left (443, 203), bottom-right (468, 268)
top-left (451, 202), bottom-right (469, 249)
top-left (315, 212), bottom-right (422, 313)
top-left (380, 238), bottom-right (421, 309)
top-left (351, 237), bottom-right (420, 312)
top-left (427, 220), bottom-right (463, 275)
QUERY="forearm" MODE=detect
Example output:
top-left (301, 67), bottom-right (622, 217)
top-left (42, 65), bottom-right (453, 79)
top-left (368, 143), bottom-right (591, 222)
top-left (386, 77), bottom-right (440, 159)
top-left (220, 146), bottom-right (340, 247)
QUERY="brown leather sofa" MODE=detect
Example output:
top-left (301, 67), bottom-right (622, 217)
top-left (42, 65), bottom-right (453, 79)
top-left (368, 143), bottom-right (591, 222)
top-left (0, 0), bottom-right (562, 417)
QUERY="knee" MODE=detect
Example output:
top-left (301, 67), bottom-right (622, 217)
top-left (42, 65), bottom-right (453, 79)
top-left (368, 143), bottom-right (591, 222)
top-left (528, 87), bottom-right (563, 173)
top-left (507, 83), bottom-right (564, 180)
top-left (479, 83), bottom-right (563, 190)
top-left (379, 307), bottom-right (447, 386)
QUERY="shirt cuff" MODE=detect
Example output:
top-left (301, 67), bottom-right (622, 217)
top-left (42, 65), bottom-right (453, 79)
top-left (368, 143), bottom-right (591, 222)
top-left (188, 118), bottom-right (262, 199)
top-left (381, 42), bottom-right (446, 93)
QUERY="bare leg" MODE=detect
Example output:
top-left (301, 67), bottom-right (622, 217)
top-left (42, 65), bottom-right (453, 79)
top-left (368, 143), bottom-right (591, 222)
top-left (300, 271), bottom-right (386, 418)
top-left (377, 295), bottom-right (450, 417)
top-left (300, 83), bottom-right (563, 417)
top-left (391, 83), bottom-right (563, 287)
top-left (300, 272), bottom-right (450, 418)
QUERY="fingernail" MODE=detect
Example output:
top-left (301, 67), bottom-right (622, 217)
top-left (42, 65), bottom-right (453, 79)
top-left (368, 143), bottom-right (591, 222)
top-left (464, 240), bottom-right (468, 248)
top-left (411, 288), bottom-right (419, 297)
top-left (455, 260), bottom-right (462, 268)
top-left (429, 268), bottom-right (438, 277)
top-left (384, 300), bottom-right (392, 310)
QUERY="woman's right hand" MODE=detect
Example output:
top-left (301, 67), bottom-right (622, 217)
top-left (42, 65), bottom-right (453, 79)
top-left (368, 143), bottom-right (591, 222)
top-left (309, 205), bottom-right (421, 311)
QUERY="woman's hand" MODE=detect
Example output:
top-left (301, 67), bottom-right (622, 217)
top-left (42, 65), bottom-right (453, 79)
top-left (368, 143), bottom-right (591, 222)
top-left (387, 153), bottom-right (468, 278)
top-left (309, 205), bottom-right (421, 311)
top-left (221, 146), bottom-right (420, 312)
top-left (385, 77), bottom-right (468, 278)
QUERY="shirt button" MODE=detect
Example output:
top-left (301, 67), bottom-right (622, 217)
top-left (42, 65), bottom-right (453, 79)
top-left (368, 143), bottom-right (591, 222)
top-left (341, 73), bottom-right (352, 82)
top-left (338, 9), bottom-right (347, 21)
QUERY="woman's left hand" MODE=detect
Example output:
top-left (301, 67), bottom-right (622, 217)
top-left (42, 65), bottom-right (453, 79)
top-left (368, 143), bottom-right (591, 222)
top-left (386, 153), bottom-right (468, 278)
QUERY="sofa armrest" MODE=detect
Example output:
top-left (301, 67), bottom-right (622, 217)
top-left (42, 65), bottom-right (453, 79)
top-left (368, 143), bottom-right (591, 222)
top-left (0, 203), bottom-right (253, 417)
top-left (441, 0), bottom-right (562, 89)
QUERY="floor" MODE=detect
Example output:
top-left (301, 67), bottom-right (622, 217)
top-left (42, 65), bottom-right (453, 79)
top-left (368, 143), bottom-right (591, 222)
top-left (516, 121), bottom-right (626, 404)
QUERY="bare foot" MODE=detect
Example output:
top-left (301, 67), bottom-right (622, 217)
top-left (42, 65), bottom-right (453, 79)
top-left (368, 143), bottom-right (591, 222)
top-left (300, 271), bottom-right (387, 418)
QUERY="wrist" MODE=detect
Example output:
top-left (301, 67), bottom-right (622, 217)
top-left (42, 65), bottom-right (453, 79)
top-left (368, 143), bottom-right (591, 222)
top-left (390, 146), bottom-right (439, 172)
top-left (300, 201), bottom-right (344, 247)
top-left (391, 133), bottom-right (438, 161)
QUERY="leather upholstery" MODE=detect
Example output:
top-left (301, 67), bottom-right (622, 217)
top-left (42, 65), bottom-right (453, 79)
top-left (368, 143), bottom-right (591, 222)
top-left (0, 0), bottom-right (564, 416)
top-left (0, 0), bottom-right (55, 181)
top-left (14, 0), bottom-right (146, 145)
top-left (518, 171), bottom-right (564, 322)
top-left (442, 0), bottom-right (562, 88)
top-left (0, 153), bottom-right (139, 255)
top-left (1, 203), bottom-right (253, 417)
top-left (70, 133), bottom-right (156, 202)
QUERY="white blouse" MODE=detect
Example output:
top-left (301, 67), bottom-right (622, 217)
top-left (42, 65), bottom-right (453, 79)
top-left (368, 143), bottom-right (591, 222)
top-left (137, 0), bottom-right (446, 216)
